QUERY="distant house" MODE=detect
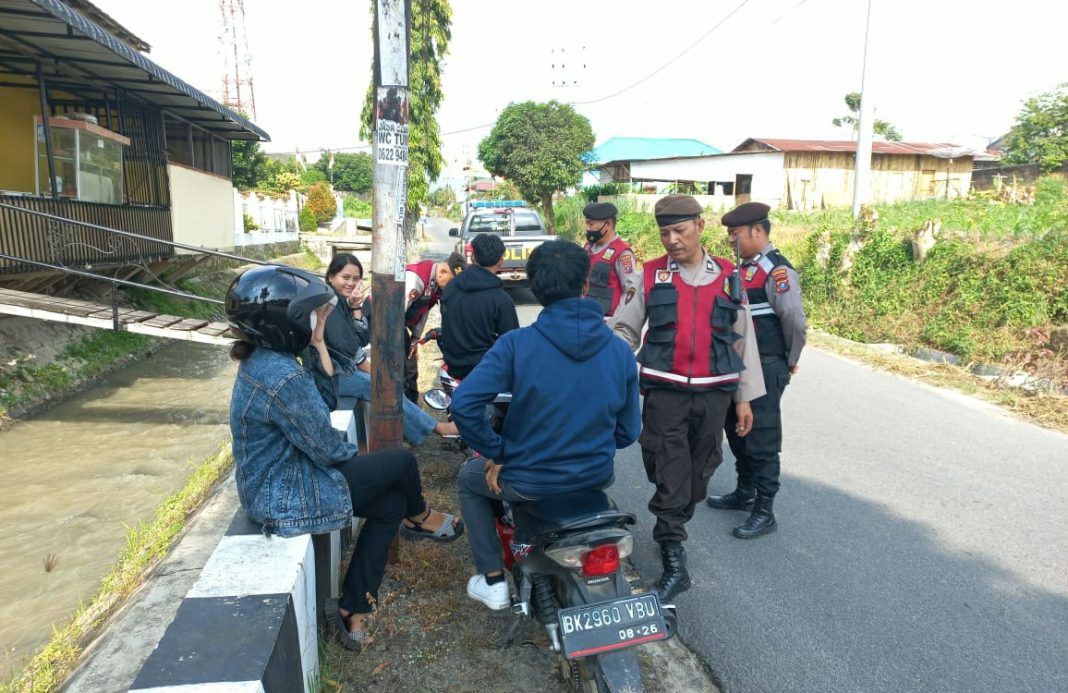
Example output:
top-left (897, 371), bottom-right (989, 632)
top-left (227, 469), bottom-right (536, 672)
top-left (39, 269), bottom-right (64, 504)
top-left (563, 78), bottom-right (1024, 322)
top-left (601, 138), bottom-right (976, 210)
top-left (588, 137), bottom-right (720, 186)
top-left (0, 0), bottom-right (271, 280)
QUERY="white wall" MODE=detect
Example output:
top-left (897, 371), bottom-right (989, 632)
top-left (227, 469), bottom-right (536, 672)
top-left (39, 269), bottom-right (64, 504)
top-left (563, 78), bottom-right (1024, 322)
top-left (630, 152), bottom-right (786, 208)
top-left (168, 164), bottom-right (237, 251)
top-left (235, 189), bottom-right (300, 247)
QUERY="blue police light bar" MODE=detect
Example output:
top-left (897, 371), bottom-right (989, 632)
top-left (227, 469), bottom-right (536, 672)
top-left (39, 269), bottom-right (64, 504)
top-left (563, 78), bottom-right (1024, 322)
top-left (471, 200), bottom-right (526, 208)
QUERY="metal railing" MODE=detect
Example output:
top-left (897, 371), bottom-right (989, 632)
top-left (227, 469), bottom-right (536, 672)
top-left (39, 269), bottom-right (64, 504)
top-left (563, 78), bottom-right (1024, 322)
top-left (0, 200), bottom-right (273, 331)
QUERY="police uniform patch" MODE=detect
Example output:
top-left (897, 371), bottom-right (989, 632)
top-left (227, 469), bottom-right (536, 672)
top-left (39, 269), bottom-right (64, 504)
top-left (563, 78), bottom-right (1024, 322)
top-left (603, 247), bottom-right (617, 261)
top-left (620, 251), bottom-right (635, 275)
top-left (623, 286), bottom-right (636, 304)
top-left (744, 265), bottom-right (757, 282)
top-left (655, 269), bottom-right (672, 284)
top-left (772, 267), bottom-right (790, 293)
top-left (408, 288), bottom-right (420, 302)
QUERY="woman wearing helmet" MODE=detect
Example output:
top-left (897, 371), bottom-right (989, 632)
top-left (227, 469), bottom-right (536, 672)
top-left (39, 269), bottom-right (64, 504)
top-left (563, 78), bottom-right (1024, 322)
top-left (225, 265), bottom-right (463, 651)
top-left (301, 253), bottom-right (458, 444)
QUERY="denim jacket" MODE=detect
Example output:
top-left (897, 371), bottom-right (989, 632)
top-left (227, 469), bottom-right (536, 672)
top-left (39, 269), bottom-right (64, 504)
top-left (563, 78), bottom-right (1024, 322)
top-left (230, 347), bottom-right (356, 537)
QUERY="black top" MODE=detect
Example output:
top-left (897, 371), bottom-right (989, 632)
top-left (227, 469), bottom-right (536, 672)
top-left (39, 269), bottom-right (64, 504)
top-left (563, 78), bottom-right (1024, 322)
top-left (439, 264), bottom-right (520, 379)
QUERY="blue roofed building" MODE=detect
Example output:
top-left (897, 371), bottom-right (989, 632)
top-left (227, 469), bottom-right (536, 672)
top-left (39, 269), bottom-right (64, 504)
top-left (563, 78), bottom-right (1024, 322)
top-left (586, 137), bottom-right (720, 185)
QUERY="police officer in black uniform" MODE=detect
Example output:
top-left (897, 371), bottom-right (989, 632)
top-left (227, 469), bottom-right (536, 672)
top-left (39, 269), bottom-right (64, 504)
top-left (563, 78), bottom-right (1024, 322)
top-left (707, 202), bottom-right (807, 538)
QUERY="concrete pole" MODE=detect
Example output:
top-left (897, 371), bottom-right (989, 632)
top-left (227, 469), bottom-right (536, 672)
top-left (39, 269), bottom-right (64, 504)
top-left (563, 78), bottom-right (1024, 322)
top-left (851, 0), bottom-right (875, 219)
top-left (369, 0), bottom-right (410, 451)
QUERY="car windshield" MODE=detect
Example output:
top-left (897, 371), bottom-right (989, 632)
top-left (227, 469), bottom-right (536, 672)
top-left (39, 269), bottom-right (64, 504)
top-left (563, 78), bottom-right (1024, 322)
top-left (467, 213), bottom-right (511, 234)
top-left (514, 211), bottom-right (543, 232)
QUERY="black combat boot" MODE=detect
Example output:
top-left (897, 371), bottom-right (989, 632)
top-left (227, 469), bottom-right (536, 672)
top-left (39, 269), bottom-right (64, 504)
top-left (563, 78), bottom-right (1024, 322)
top-left (706, 485), bottom-right (756, 511)
top-left (654, 543), bottom-right (691, 602)
top-left (731, 495), bottom-right (776, 539)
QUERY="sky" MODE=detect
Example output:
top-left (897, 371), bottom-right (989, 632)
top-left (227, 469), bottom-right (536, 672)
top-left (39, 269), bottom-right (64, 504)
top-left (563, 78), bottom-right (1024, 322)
top-left (94, 0), bottom-right (1067, 187)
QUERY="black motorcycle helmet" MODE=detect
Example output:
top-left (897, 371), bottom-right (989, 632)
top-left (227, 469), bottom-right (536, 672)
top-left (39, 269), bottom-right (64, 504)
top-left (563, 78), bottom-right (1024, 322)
top-left (225, 265), bottom-right (336, 355)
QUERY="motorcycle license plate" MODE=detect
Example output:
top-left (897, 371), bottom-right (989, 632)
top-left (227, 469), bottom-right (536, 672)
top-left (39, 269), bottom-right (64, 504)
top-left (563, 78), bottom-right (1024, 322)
top-left (558, 592), bottom-right (667, 659)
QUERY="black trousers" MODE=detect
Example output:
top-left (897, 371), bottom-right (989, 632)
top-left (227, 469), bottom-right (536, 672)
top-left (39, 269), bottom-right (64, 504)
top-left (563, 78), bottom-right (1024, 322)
top-left (403, 330), bottom-right (419, 403)
top-left (725, 357), bottom-right (790, 498)
top-left (639, 388), bottom-right (733, 545)
top-left (334, 448), bottom-right (426, 613)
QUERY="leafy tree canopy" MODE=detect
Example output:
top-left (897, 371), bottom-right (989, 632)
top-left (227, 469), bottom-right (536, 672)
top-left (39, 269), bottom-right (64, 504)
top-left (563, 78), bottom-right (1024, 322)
top-left (1003, 83), bottom-right (1068, 172)
top-left (231, 139), bottom-right (270, 190)
top-left (477, 100), bottom-right (595, 232)
top-left (832, 92), bottom-right (903, 142)
top-left (313, 151), bottom-right (374, 193)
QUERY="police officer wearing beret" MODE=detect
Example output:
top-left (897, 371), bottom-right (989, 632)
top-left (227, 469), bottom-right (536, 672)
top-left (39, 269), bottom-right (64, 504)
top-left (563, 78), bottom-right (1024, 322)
top-left (613, 194), bottom-right (766, 601)
top-left (583, 202), bottom-right (641, 320)
top-left (706, 202), bottom-right (807, 538)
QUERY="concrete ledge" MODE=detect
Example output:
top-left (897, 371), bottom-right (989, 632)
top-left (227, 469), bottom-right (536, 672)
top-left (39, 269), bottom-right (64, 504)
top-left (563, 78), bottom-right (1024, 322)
top-left (130, 412), bottom-right (359, 692)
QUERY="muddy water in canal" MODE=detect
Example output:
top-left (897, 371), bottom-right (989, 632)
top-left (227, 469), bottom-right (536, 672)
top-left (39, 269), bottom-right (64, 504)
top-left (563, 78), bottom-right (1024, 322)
top-left (0, 341), bottom-right (235, 677)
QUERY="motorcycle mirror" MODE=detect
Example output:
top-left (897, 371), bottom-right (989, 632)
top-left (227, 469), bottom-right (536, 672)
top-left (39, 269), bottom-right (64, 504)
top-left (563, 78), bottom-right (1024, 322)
top-left (423, 389), bottom-right (451, 411)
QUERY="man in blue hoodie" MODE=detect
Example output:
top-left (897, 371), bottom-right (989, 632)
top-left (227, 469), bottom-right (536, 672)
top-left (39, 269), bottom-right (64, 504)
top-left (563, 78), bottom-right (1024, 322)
top-left (452, 240), bottom-right (642, 610)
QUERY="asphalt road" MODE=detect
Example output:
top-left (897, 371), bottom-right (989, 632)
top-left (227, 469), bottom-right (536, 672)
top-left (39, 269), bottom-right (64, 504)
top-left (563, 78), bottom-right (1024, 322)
top-left (421, 218), bottom-right (1068, 693)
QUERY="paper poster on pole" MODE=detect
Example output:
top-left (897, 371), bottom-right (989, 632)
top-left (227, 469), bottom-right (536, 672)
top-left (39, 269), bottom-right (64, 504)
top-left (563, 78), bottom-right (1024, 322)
top-left (394, 174), bottom-right (408, 281)
top-left (375, 87), bottom-right (410, 167)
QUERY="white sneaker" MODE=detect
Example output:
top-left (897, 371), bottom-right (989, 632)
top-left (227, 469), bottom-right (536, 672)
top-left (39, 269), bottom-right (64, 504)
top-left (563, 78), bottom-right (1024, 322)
top-left (467, 574), bottom-right (510, 610)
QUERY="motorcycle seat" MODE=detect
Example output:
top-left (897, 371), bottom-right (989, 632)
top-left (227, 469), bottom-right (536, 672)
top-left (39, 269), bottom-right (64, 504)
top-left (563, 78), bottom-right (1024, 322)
top-left (512, 489), bottom-right (636, 540)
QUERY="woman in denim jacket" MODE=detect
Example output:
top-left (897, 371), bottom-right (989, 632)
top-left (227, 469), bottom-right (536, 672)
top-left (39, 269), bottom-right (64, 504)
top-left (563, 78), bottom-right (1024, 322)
top-left (226, 265), bottom-right (463, 651)
top-left (302, 254), bottom-right (458, 444)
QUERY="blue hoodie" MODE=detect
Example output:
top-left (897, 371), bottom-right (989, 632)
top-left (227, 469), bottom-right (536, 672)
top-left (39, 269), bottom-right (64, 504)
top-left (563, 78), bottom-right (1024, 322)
top-left (452, 296), bottom-right (641, 496)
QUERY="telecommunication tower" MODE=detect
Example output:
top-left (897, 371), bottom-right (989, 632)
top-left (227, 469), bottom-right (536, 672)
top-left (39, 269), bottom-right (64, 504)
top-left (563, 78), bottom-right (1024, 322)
top-left (219, 0), bottom-right (257, 118)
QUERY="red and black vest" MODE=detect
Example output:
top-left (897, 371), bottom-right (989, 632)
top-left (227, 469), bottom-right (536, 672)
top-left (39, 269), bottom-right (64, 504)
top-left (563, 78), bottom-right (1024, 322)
top-left (743, 250), bottom-right (792, 359)
top-left (404, 260), bottom-right (439, 329)
top-left (586, 237), bottom-right (632, 317)
top-left (637, 254), bottom-right (744, 392)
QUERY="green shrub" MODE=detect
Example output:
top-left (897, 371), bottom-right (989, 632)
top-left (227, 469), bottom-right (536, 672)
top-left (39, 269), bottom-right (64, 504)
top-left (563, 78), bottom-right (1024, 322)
top-left (299, 206), bottom-right (318, 232)
top-left (242, 212), bottom-right (259, 232)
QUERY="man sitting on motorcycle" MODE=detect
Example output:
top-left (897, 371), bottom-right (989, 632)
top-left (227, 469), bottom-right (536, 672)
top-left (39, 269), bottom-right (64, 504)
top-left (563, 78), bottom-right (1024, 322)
top-left (452, 240), bottom-right (642, 609)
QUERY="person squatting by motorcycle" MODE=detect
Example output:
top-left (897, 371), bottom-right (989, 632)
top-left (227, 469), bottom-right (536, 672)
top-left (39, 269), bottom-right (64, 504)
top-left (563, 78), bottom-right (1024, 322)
top-left (612, 194), bottom-right (766, 602)
top-left (451, 240), bottom-right (641, 609)
top-left (583, 201), bottom-right (641, 322)
top-left (401, 253), bottom-right (467, 403)
top-left (223, 265), bottom-right (463, 652)
top-left (301, 254), bottom-right (459, 444)
top-left (706, 202), bottom-right (808, 538)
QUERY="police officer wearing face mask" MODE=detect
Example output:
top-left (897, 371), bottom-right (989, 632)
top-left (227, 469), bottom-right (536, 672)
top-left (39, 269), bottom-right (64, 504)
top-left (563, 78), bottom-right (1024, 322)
top-left (584, 202), bottom-right (641, 321)
top-left (706, 202), bottom-right (807, 539)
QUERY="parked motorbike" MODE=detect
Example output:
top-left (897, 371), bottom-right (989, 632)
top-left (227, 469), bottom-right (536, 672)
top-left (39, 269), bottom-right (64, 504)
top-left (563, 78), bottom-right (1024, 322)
top-left (502, 490), bottom-right (675, 692)
top-left (419, 329), bottom-right (510, 443)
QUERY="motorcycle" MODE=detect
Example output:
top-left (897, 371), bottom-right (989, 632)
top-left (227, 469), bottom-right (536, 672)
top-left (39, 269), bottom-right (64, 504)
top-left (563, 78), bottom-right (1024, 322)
top-left (499, 490), bottom-right (676, 692)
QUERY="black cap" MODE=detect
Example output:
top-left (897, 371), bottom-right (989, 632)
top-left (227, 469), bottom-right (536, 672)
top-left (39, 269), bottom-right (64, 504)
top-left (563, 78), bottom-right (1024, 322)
top-left (721, 201), bottom-right (771, 228)
top-left (654, 194), bottom-right (703, 226)
top-left (583, 202), bottom-right (618, 220)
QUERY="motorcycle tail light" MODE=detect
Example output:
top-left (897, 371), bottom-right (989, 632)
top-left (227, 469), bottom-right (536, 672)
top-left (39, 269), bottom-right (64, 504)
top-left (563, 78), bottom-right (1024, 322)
top-left (545, 535), bottom-right (632, 571)
top-left (581, 545), bottom-right (619, 577)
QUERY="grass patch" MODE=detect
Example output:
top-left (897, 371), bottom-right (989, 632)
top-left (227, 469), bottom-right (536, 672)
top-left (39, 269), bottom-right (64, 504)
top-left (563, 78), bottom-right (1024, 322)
top-left (809, 331), bottom-right (1068, 434)
top-left (3, 445), bottom-right (234, 693)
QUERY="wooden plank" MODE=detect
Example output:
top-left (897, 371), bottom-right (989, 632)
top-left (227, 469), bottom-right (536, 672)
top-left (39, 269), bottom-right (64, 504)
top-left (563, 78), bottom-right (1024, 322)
top-left (196, 321), bottom-right (232, 337)
top-left (140, 314), bottom-right (185, 328)
top-left (167, 318), bottom-right (210, 331)
top-left (88, 307), bottom-right (152, 320)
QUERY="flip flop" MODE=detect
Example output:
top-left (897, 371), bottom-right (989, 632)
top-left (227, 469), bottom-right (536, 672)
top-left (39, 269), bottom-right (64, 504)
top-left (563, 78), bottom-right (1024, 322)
top-left (325, 598), bottom-right (367, 652)
top-left (400, 510), bottom-right (464, 543)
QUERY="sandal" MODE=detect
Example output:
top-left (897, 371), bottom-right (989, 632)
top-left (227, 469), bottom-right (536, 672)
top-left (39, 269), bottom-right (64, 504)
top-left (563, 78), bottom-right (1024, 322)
top-left (400, 509), bottom-right (465, 543)
top-left (325, 598), bottom-right (368, 652)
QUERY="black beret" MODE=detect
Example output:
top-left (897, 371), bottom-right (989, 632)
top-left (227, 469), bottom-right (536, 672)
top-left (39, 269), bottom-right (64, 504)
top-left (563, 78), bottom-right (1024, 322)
top-left (654, 194), bottom-right (702, 226)
top-left (721, 201), bottom-right (771, 228)
top-left (583, 202), bottom-right (618, 220)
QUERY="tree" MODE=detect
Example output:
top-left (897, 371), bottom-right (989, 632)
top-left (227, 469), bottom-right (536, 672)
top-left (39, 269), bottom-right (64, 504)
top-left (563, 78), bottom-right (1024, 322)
top-left (361, 0), bottom-right (452, 239)
top-left (231, 139), bottom-right (270, 190)
top-left (320, 152), bottom-right (374, 193)
top-left (305, 181), bottom-right (337, 224)
top-left (1003, 83), bottom-right (1068, 172)
top-left (832, 92), bottom-right (903, 142)
top-left (478, 100), bottom-right (595, 232)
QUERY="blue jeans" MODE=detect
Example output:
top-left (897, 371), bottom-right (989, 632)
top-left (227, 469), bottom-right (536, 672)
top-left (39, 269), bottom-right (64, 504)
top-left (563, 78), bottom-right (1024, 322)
top-left (457, 456), bottom-right (541, 575)
top-left (337, 369), bottom-right (437, 445)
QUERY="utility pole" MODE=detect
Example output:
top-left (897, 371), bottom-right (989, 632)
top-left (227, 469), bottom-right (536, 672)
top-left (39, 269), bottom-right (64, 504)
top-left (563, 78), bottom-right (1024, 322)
top-left (851, 0), bottom-right (875, 219)
top-left (369, 0), bottom-right (410, 451)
